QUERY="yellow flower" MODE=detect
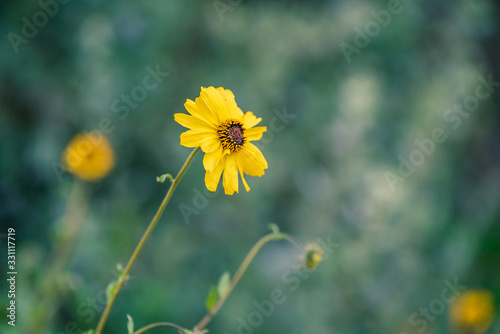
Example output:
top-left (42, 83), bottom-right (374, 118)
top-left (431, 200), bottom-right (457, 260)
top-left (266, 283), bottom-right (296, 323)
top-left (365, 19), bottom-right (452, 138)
top-left (62, 133), bottom-right (115, 182)
top-left (449, 289), bottom-right (495, 334)
top-left (175, 87), bottom-right (268, 195)
top-left (302, 243), bottom-right (324, 270)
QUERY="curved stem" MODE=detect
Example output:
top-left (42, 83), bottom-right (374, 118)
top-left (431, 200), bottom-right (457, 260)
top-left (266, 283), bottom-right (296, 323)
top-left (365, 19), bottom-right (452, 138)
top-left (194, 232), bottom-right (300, 331)
top-left (283, 234), bottom-right (305, 253)
top-left (95, 147), bottom-right (200, 334)
top-left (134, 322), bottom-right (187, 334)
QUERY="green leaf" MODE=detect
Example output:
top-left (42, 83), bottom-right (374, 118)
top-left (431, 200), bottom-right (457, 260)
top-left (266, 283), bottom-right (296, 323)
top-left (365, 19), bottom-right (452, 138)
top-left (105, 280), bottom-right (118, 304)
top-left (157, 173), bottom-right (173, 183)
top-left (205, 286), bottom-right (218, 311)
top-left (126, 314), bottom-right (134, 334)
top-left (116, 263), bottom-right (124, 277)
top-left (217, 272), bottom-right (231, 297)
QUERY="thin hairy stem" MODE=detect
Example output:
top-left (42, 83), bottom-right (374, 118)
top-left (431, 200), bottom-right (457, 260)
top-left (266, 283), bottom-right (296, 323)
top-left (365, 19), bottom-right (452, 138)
top-left (95, 147), bottom-right (200, 334)
top-left (194, 232), bottom-right (300, 331)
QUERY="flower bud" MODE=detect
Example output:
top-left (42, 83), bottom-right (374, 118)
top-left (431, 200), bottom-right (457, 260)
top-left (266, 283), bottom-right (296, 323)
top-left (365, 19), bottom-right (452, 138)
top-left (302, 243), bottom-right (323, 270)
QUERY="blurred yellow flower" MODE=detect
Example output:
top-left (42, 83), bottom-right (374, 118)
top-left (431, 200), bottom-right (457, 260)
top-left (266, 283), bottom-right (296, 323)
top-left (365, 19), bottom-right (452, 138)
top-left (175, 87), bottom-right (268, 195)
top-left (449, 289), bottom-right (495, 334)
top-left (62, 133), bottom-right (115, 182)
top-left (303, 243), bottom-right (324, 270)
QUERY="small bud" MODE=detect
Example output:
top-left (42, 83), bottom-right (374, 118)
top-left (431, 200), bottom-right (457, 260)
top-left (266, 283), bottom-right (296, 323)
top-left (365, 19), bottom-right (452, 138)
top-left (267, 223), bottom-right (280, 234)
top-left (302, 243), bottom-right (323, 270)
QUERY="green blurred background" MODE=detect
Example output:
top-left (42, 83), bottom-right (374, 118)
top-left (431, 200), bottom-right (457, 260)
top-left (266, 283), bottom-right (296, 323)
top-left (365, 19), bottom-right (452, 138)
top-left (1, 0), bottom-right (499, 333)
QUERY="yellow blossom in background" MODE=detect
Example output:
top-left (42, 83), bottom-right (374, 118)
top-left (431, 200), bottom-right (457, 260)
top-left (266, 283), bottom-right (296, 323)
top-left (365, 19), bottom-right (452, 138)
top-left (174, 87), bottom-right (268, 195)
top-left (302, 243), bottom-right (324, 270)
top-left (62, 133), bottom-right (115, 182)
top-left (449, 289), bottom-right (495, 334)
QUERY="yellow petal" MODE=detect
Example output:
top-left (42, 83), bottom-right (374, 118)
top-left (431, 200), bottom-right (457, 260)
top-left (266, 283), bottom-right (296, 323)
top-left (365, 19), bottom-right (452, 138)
top-left (242, 111), bottom-right (262, 128)
top-left (244, 126), bottom-right (267, 142)
top-left (244, 143), bottom-right (268, 168)
top-left (238, 162), bottom-right (250, 192)
top-left (236, 152), bottom-right (264, 177)
top-left (184, 99), bottom-right (217, 126)
top-left (205, 160), bottom-right (225, 192)
top-left (174, 113), bottom-right (214, 131)
top-left (180, 129), bottom-right (217, 148)
top-left (217, 87), bottom-right (244, 119)
top-left (223, 154), bottom-right (239, 195)
top-left (203, 145), bottom-right (224, 172)
top-left (199, 135), bottom-right (221, 153)
top-left (236, 143), bottom-right (267, 176)
top-left (201, 86), bottom-right (228, 121)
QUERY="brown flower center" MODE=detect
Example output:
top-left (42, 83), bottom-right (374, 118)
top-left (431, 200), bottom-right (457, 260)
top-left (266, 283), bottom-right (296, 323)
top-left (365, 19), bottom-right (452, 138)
top-left (217, 119), bottom-right (245, 152)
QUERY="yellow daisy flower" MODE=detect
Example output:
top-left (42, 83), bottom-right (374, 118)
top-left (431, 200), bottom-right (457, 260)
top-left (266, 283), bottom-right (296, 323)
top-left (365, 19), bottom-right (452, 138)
top-left (62, 133), bottom-right (115, 182)
top-left (449, 289), bottom-right (495, 334)
top-left (175, 87), bottom-right (268, 195)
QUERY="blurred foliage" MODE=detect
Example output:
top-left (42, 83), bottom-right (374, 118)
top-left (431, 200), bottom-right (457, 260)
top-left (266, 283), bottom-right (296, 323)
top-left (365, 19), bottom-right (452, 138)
top-left (1, 0), bottom-right (499, 333)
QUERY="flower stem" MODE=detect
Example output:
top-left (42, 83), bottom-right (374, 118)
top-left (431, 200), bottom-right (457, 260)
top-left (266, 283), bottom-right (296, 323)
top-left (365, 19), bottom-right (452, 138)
top-left (133, 322), bottom-right (187, 334)
top-left (27, 180), bottom-right (90, 334)
top-left (194, 232), bottom-right (302, 331)
top-left (95, 147), bottom-right (200, 334)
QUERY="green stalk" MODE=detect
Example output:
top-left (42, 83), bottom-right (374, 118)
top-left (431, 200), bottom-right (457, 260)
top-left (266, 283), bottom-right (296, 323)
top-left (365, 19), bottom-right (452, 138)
top-left (95, 147), bottom-right (200, 334)
top-left (28, 180), bottom-right (90, 334)
top-left (133, 322), bottom-right (187, 334)
top-left (194, 232), bottom-right (303, 331)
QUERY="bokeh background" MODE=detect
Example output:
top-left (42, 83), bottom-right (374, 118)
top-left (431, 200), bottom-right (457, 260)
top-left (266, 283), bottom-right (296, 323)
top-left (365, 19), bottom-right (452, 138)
top-left (1, 0), bottom-right (499, 333)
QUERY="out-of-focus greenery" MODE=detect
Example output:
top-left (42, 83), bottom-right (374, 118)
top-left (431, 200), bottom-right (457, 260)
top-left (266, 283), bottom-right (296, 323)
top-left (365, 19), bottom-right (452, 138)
top-left (1, 0), bottom-right (499, 333)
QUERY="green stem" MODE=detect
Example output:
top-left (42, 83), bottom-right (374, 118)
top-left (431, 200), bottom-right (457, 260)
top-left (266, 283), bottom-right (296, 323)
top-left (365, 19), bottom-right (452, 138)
top-left (95, 147), bottom-right (200, 334)
top-left (28, 180), bottom-right (90, 334)
top-left (194, 232), bottom-right (302, 331)
top-left (134, 322), bottom-right (187, 334)
top-left (283, 234), bottom-right (305, 253)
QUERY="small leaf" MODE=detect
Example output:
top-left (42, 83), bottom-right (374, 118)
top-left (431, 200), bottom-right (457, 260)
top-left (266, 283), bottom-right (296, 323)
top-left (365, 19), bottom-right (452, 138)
top-left (267, 223), bottom-right (280, 234)
top-left (205, 286), bottom-right (218, 311)
top-left (116, 263), bottom-right (124, 277)
top-left (105, 281), bottom-right (118, 304)
top-left (157, 173), bottom-right (173, 183)
top-left (115, 263), bottom-right (130, 283)
top-left (217, 272), bottom-right (231, 297)
top-left (126, 314), bottom-right (134, 334)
